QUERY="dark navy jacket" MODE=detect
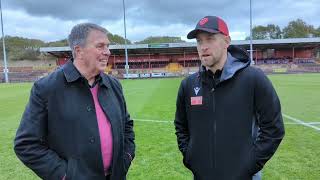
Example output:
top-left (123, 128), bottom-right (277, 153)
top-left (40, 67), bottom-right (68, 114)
top-left (14, 60), bottom-right (135, 180)
top-left (174, 46), bottom-right (285, 180)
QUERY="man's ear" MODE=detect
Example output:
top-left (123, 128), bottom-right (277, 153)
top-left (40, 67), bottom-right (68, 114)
top-left (74, 45), bottom-right (83, 58)
top-left (224, 35), bottom-right (231, 48)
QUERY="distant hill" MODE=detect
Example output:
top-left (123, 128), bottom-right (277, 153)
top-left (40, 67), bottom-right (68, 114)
top-left (0, 32), bottom-right (131, 61)
top-left (135, 36), bottom-right (185, 44)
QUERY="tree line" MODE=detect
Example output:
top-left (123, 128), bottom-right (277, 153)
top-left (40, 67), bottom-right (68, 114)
top-left (247, 19), bottom-right (320, 40)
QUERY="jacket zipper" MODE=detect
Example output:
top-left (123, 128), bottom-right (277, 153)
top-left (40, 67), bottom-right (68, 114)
top-left (211, 87), bottom-right (216, 169)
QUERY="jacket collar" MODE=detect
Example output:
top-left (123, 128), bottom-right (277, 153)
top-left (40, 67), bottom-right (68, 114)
top-left (100, 73), bottom-right (111, 88)
top-left (199, 65), bottom-right (222, 84)
top-left (62, 59), bottom-right (80, 82)
top-left (62, 59), bottom-right (110, 88)
top-left (220, 52), bottom-right (249, 82)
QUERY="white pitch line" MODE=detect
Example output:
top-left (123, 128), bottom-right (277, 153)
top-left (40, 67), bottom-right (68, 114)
top-left (134, 118), bottom-right (172, 123)
top-left (282, 113), bottom-right (320, 131)
top-left (285, 122), bottom-right (320, 125)
top-left (133, 115), bottom-right (320, 132)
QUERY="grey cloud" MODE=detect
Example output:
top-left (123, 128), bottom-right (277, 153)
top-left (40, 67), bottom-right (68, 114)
top-left (4, 0), bottom-right (123, 22)
top-left (1, 0), bottom-right (319, 42)
top-left (4, 0), bottom-right (319, 28)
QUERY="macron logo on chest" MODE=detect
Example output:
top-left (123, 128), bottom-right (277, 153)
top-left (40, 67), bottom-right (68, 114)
top-left (194, 87), bottom-right (200, 95)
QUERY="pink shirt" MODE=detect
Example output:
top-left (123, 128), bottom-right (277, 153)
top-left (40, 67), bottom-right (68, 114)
top-left (90, 85), bottom-right (113, 174)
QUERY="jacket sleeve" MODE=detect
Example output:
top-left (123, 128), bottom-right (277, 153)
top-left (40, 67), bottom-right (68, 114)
top-left (123, 96), bottom-right (135, 160)
top-left (14, 82), bottom-right (67, 180)
top-left (174, 79), bottom-right (190, 156)
top-left (251, 69), bottom-right (285, 174)
top-left (116, 78), bottom-right (135, 160)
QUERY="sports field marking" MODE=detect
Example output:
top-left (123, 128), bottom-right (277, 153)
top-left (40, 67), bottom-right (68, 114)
top-left (282, 114), bottom-right (320, 131)
top-left (134, 118), bottom-right (172, 123)
top-left (134, 115), bottom-right (320, 132)
top-left (285, 122), bottom-right (320, 125)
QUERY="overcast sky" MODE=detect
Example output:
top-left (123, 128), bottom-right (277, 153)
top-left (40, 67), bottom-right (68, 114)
top-left (1, 0), bottom-right (319, 43)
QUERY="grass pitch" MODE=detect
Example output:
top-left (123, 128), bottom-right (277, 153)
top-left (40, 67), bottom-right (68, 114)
top-left (0, 73), bottom-right (319, 179)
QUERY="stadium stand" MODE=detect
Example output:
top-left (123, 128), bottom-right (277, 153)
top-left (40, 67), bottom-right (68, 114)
top-left (40, 37), bottom-right (320, 79)
top-left (166, 63), bottom-right (183, 72)
top-left (1, 37), bottom-right (319, 82)
top-left (0, 66), bottom-right (53, 82)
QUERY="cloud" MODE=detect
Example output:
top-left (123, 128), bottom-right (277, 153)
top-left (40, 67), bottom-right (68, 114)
top-left (1, 0), bottom-right (319, 42)
top-left (2, 9), bottom-right (85, 42)
top-left (4, 0), bottom-right (122, 22)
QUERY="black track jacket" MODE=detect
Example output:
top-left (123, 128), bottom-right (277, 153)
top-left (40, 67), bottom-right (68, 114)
top-left (174, 46), bottom-right (285, 180)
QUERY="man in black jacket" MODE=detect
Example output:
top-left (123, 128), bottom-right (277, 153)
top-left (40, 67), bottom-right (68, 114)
top-left (174, 16), bottom-right (285, 180)
top-left (14, 23), bottom-right (135, 180)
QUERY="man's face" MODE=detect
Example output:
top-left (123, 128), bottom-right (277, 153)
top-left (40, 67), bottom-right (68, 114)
top-left (196, 32), bottom-right (230, 69)
top-left (78, 30), bottom-right (111, 74)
